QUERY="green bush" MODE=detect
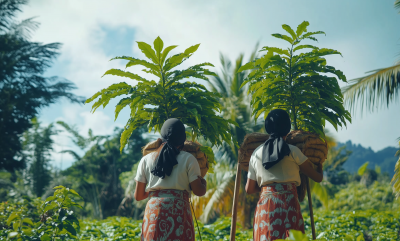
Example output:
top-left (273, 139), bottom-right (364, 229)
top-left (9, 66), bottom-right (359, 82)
top-left (2, 186), bottom-right (400, 240)
top-left (1, 186), bottom-right (82, 240)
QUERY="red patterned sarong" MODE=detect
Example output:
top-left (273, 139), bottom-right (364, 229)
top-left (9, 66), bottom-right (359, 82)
top-left (253, 183), bottom-right (305, 241)
top-left (141, 189), bottom-right (195, 241)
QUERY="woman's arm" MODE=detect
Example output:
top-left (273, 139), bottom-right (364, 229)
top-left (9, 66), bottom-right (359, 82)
top-left (134, 181), bottom-right (149, 201)
top-left (299, 160), bottom-right (323, 183)
top-left (245, 178), bottom-right (261, 194)
top-left (190, 176), bottom-right (207, 197)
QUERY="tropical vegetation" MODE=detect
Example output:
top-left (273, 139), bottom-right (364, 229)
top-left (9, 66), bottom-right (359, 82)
top-left (238, 21), bottom-right (351, 138)
top-left (85, 36), bottom-right (238, 174)
top-left (1, 0), bottom-right (400, 240)
top-left (341, 0), bottom-right (400, 199)
top-left (0, 0), bottom-right (83, 172)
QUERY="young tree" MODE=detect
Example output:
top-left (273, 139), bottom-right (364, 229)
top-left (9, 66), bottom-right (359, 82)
top-left (86, 37), bottom-right (238, 172)
top-left (239, 21), bottom-right (351, 137)
top-left (0, 0), bottom-right (84, 172)
top-left (22, 118), bottom-right (58, 197)
top-left (56, 122), bottom-right (149, 219)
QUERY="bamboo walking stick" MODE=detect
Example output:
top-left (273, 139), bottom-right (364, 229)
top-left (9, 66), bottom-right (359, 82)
top-left (305, 177), bottom-right (316, 240)
top-left (229, 163), bottom-right (241, 241)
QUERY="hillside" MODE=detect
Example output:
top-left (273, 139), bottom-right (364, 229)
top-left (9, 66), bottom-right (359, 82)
top-left (337, 141), bottom-right (398, 176)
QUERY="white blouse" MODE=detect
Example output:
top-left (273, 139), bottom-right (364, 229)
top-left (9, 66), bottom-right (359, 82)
top-left (135, 151), bottom-right (201, 195)
top-left (247, 144), bottom-right (308, 187)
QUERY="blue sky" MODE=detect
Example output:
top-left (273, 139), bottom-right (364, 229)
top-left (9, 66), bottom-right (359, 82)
top-left (18, 0), bottom-right (400, 169)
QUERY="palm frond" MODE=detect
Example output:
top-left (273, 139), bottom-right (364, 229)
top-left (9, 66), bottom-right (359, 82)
top-left (199, 171), bottom-right (235, 223)
top-left (395, 0), bottom-right (400, 12)
top-left (0, 0), bottom-right (28, 32)
top-left (60, 150), bottom-right (81, 162)
top-left (342, 63), bottom-right (400, 114)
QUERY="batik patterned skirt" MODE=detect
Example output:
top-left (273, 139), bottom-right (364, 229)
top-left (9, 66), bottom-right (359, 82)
top-left (253, 183), bottom-right (305, 241)
top-left (141, 189), bottom-right (195, 241)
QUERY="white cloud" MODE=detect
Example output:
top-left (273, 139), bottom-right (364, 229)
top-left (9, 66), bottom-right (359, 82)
top-left (16, 0), bottom-right (400, 156)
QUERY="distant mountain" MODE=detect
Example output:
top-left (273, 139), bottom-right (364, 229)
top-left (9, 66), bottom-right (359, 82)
top-left (336, 141), bottom-right (398, 176)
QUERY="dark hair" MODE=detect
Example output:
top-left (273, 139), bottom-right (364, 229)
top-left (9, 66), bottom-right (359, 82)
top-left (154, 142), bottom-right (184, 160)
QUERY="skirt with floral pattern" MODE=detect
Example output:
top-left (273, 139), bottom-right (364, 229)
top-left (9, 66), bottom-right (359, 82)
top-left (141, 189), bottom-right (195, 241)
top-left (253, 183), bottom-right (305, 241)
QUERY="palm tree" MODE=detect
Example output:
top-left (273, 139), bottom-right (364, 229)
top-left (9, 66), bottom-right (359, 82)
top-left (55, 121), bottom-right (107, 219)
top-left (341, 0), bottom-right (400, 198)
top-left (0, 0), bottom-right (84, 173)
top-left (22, 118), bottom-right (59, 197)
top-left (192, 45), bottom-right (264, 228)
top-left (206, 44), bottom-right (264, 166)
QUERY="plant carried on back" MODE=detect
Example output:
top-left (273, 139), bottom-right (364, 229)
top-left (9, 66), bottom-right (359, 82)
top-left (238, 21), bottom-right (351, 137)
top-left (233, 21), bottom-right (352, 240)
top-left (86, 36), bottom-right (238, 175)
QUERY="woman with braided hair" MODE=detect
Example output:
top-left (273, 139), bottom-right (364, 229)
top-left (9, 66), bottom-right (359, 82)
top-left (245, 109), bottom-right (323, 241)
top-left (134, 118), bottom-right (207, 241)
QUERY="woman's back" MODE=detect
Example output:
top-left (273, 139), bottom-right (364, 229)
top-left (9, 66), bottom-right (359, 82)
top-left (248, 144), bottom-right (308, 187)
top-left (135, 150), bottom-right (201, 194)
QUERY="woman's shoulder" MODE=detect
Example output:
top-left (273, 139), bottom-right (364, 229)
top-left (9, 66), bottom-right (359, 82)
top-left (287, 144), bottom-right (305, 157)
top-left (178, 151), bottom-right (196, 160)
top-left (287, 144), bottom-right (300, 151)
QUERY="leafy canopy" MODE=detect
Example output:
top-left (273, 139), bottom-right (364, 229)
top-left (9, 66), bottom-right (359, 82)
top-left (238, 21), bottom-right (351, 137)
top-left (86, 37), bottom-right (238, 158)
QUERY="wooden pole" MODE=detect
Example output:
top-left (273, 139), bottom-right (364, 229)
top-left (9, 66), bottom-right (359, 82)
top-left (305, 177), bottom-right (316, 240)
top-left (230, 163), bottom-right (241, 241)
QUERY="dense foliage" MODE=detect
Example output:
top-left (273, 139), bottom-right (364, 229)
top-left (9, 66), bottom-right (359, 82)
top-left (2, 188), bottom-right (399, 240)
top-left (0, 186), bottom-right (82, 240)
top-left (238, 21), bottom-right (351, 137)
top-left (86, 36), bottom-right (238, 171)
top-left (0, 0), bottom-right (83, 172)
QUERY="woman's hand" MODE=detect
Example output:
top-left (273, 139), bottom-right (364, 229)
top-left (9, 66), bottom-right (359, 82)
top-left (316, 163), bottom-right (323, 173)
top-left (245, 178), bottom-right (261, 194)
top-left (190, 176), bottom-right (207, 197)
top-left (197, 175), bottom-right (207, 186)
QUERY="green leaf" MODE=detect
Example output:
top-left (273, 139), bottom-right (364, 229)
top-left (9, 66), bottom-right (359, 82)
top-left (41, 234), bottom-right (51, 241)
top-left (293, 44), bottom-right (317, 52)
top-left (358, 161), bottom-right (369, 176)
top-left (282, 24), bottom-right (297, 40)
top-left (160, 45), bottom-right (178, 66)
top-left (115, 97), bottom-right (134, 121)
top-left (153, 36), bottom-right (164, 59)
top-left (237, 61), bottom-right (255, 73)
top-left (271, 33), bottom-right (294, 44)
top-left (296, 21), bottom-right (310, 37)
top-left (137, 41), bottom-right (159, 64)
top-left (22, 218), bottom-right (33, 226)
top-left (184, 43), bottom-right (200, 56)
top-left (7, 212), bottom-right (19, 226)
top-left (102, 69), bottom-right (150, 82)
top-left (64, 223), bottom-right (77, 236)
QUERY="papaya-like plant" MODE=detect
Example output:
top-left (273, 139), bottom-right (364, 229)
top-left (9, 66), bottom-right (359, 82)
top-left (86, 37), bottom-right (238, 172)
top-left (238, 21), bottom-right (351, 137)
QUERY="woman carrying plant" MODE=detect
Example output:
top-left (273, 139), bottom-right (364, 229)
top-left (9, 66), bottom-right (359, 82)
top-left (245, 109), bottom-right (323, 241)
top-left (134, 118), bottom-right (207, 241)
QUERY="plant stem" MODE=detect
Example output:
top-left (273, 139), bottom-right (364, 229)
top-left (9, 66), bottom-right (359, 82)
top-left (289, 43), bottom-right (298, 130)
top-left (160, 67), bottom-right (170, 119)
